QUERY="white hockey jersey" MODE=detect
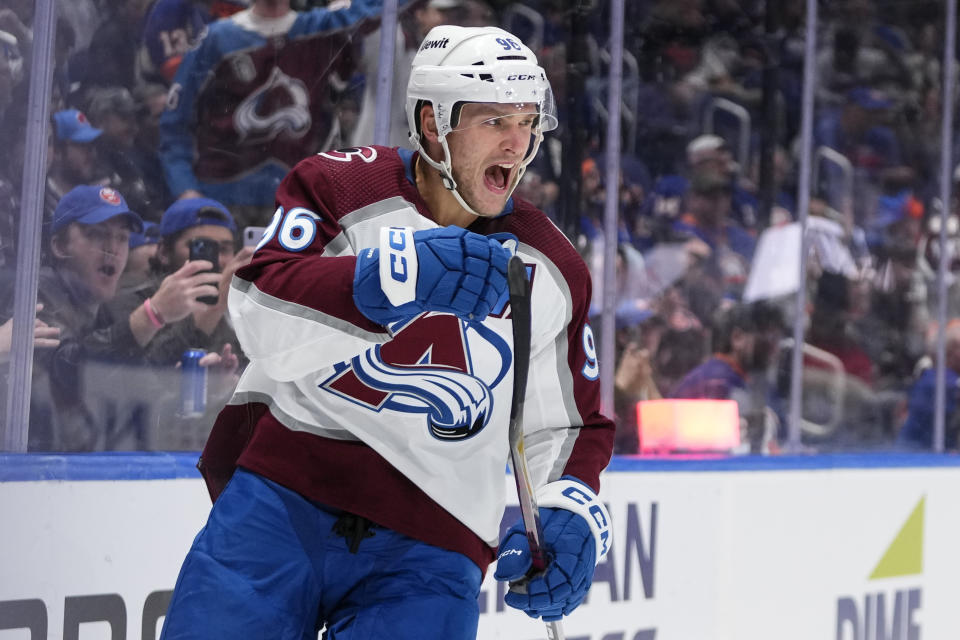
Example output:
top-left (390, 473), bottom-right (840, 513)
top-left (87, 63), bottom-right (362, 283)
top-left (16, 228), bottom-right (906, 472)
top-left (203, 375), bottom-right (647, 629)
top-left (202, 146), bottom-right (614, 570)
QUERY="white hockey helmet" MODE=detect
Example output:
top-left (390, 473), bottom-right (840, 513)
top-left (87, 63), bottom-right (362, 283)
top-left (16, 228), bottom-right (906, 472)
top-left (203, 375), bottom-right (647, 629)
top-left (406, 25), bottom-right (558, 215)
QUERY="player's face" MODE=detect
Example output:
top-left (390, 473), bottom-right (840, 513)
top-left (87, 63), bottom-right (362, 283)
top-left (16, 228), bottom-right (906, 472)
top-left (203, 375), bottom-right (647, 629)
top-left (446, 102), bottom-right (537, 217)
top-left (56, 217), bottom-right (131, 303)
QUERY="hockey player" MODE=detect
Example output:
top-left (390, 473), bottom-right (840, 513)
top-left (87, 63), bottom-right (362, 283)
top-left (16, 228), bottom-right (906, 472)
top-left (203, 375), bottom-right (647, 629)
top-left (160, 25), bottom-right (614, 639)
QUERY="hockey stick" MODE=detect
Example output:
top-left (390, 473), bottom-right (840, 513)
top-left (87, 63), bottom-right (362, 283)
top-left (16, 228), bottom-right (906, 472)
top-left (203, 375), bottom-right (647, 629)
top-left (506, 255), bottom-right (565, 640)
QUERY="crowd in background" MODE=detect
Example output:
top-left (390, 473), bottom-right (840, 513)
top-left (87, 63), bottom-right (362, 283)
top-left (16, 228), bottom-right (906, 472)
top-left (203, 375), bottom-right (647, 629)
top-left (1, 0), bottom-right (959, 454)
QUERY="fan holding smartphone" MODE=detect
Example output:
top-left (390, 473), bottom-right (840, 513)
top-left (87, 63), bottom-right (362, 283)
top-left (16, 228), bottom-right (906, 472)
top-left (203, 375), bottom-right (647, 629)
top-left (188, 236), bottom-right (222, 305)
top-left (109, 197), bottom-right (254, 370)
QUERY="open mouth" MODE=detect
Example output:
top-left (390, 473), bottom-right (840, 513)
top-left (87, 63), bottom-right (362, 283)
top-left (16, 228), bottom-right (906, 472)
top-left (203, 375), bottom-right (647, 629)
top-left (483, 163), bottom-right (514, 194)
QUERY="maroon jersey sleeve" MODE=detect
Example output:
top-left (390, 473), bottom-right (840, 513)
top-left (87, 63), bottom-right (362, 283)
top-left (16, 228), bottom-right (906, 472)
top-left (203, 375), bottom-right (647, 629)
top-left (228, 150), bottom-right (404, 380)
top-left (239, 156), bottom-right (381, 330)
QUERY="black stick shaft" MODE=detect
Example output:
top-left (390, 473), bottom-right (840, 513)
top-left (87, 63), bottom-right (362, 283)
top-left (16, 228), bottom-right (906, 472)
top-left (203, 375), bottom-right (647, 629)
top-left (507, 255), bottom-right (565, 640)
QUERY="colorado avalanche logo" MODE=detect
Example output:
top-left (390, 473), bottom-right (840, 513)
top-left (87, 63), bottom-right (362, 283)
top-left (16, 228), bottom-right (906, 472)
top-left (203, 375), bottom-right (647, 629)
top-left (233, 67), bottom-right (311, 143)
top-left (320, 314), bottom-right (511, 441)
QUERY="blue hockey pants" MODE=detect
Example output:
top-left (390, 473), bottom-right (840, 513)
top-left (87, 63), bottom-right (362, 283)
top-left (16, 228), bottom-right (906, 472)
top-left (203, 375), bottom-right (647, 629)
top-left (159, 468), bottom-right (482, 639)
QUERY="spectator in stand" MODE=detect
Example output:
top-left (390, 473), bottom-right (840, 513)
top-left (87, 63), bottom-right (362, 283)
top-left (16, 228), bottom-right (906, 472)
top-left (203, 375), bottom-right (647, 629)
top-left (673, 170), bottom-right (749, 258)
top-left (130, 82), bottom-right (174, 215)
top-left (803, 266), bottom-right (911, 448)
top-left (653, 324), bottom-right (706, 400)
top-left (119, 220), bottom-right (160, 294)
top-left (858, 191), bottom-right (927, 390)
top-left (685, 134), bottom-right (759, 230)
top-left (596, 153), bottom-right (653, 246)
top-left (669, 300), bottom-right (785, 451)
top-left (636, 135), bottom-right (760, 250)
top-left (612, 309), bottom-right (666, 454)
top-left (672, 170), bottom-right (755, 317)
top-left (108, 197), bottom-right (253, 369)
top-left (635, 174), bottom-right (688, 250)
top-left (0, 185), bottom-right (242, 450)
top-left (579, 155), bottom-right (651, 247)
top-left (669, 301), bottom-right (783, 399)
top-left (46, 109), bottom-right (110, 218)
top-left (513, 167), bottom-right (559, 223)
top-left (87, 87), bottom-right (139, 151)
top-left (864, 188), bottom-right (925, 255)
top-left (634, 0), bottom-right (709, 130)
top-left (813, 86), bottom-right (909, 224)
top-left (138, 0), bottom-right (249, 85)
top-left (816, 15), bottom-right (915, 109)
top-left (897, 320), bottom-right (960, 451)
top-left (133, 83), bottom-right (169, 153)
top-left (87, 86), bottom-right (169, 221)
top-left (817, 27), bottom-right (885, 106)
top-left (105, 197), bottom-right (253, 447)
top-left (67, 0), bottom-right (154, 96)
top-left (158, 0), bottom-right (401, 227)
top-left (807, 271), bottom-right (875, 387)
top-left (0, 185), bottom-right (144, 450)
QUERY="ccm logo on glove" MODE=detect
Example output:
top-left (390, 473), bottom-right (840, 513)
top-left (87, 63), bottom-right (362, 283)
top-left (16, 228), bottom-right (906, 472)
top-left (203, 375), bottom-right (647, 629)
top-left (380, 227), bottom-right (418, 305)
top-left (354, 225), bottom-right (510, 326)
top-left (494, 477), bottom-right (612, 622)
top-left (537, 478), bottom-right (612, 561)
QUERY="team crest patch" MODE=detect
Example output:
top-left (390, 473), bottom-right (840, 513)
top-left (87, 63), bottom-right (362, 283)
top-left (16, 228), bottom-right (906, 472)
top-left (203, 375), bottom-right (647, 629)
top-left (319, 314), bottom-right (512, 441)
top-left (318, 147), bottom-right (378, 163)
top-left (99, 187), bottom-right (122, 205)
top-left (76, 111), bottom-right (90, 125)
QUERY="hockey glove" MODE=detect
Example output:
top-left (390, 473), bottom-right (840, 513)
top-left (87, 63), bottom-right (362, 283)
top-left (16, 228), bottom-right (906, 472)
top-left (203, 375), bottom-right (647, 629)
top-left (494, 477), bottom-right (612, 622)
top-left (353, 226), bottom-right (510, 326)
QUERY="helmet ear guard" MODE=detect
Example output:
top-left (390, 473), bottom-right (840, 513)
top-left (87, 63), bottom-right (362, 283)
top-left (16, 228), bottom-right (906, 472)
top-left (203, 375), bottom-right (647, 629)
top-left (406, 25), bottom-right (557, 216)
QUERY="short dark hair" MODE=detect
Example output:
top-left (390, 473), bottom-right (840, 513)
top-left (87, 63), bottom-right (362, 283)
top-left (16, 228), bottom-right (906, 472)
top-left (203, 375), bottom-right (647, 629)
top-left (149, 228), bottom-right (186, 275)
top-left (712, 301), bottom-right (784, 354)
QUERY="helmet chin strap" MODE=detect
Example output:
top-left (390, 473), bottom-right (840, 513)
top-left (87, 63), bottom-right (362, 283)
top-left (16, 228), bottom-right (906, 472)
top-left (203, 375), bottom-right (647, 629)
top-left (413, 129), bottom-right (545, 220)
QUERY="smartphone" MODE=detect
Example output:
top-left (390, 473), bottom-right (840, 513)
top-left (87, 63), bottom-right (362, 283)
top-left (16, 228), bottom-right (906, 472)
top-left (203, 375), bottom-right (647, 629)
top-left (243, 226), bottom-right (267, 249)
top-left (188, 237), bottom-right (221, 305)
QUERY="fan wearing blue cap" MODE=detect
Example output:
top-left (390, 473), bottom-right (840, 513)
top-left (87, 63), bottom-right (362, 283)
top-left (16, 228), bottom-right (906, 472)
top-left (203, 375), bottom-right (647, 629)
top-left (22, 185), bottom-right (147, 450)
top-left (153, 198), bottom-right (239, 293)
top-left (107, 196), bottom-right (253, 367)
top-left (47, 110), bottom-right (106, 205)
top-left (49, 185), bottom-right (143, 305)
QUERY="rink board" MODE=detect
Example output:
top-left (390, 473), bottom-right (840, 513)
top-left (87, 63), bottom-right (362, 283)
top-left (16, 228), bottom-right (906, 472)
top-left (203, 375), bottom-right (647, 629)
top-left (1, 453), bottom-right (959, 640)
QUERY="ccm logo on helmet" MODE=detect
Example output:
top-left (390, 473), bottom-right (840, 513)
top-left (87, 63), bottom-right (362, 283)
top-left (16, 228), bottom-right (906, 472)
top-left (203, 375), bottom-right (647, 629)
top-left (507, 74), bottom-right (537, 81)
top-left (420, 37), bottom-right (449, 51)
